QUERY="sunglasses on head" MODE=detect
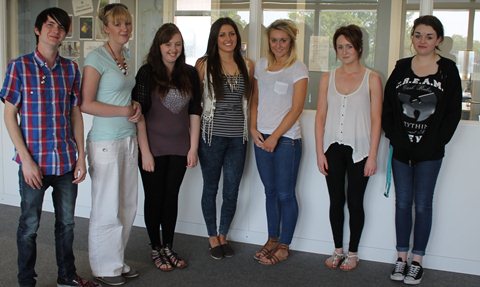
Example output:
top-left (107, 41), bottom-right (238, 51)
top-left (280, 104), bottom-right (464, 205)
top-left (104, 3), bottom-right (128, 13)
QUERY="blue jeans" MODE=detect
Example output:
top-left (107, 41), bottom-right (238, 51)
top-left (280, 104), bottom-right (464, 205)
top-left (199, 136), bottom-right (246, 237)
top-left (254, 135), bottom-right (302, 245)
top-left (17, 169), bottom-right (77, 286)
top-left (392, 158), bottom-right (442, 256)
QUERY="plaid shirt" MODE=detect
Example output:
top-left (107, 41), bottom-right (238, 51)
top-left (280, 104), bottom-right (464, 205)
top-left (0, 49), bottom-right (81, 175)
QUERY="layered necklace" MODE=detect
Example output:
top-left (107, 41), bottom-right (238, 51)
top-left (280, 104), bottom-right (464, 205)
top-left (107, 42), bottom-right (128, 75)
top-left (222, 67), bottom-right (240, 92)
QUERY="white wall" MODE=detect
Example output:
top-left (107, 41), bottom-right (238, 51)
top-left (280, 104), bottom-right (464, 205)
top-left (1, 110), bottom-right (479, 275)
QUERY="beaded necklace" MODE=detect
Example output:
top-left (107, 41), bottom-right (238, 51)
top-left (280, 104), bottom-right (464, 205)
top-left (107, 42), bottom-right (128, 75)
top-left (222, 67), bottom-right (240, 92)
top-left (224, 73), bottom-right (241, 92)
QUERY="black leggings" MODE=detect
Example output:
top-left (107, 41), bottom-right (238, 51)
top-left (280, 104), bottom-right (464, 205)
top-left (325, 143), bottom-right (369, 252)
top-left (139, 154), bottom-right (187, 249)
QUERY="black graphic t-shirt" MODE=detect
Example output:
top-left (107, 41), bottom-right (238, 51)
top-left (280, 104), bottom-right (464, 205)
top-left (395, 71), bottom-right (443, 144)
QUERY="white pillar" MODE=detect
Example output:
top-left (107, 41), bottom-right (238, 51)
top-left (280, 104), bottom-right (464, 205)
top-left (419, 0), bottom-right (433, 16)
top-left (387, 0), bottom-right (404, 75)
top-left (248, 0), bottom-right (262, 61)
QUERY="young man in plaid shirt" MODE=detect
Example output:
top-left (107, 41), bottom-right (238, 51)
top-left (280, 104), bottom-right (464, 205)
top-left (1, 7), bottom-right (99, 287)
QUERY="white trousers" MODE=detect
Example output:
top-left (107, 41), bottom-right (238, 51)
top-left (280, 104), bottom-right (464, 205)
top-left (87, 136), bottom-right (138, 276)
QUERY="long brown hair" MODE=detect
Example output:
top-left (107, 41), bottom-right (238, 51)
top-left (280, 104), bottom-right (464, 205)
top-left (201, 17), bottom-right (250, 100)
top-left (146, 23), bottom-right (192, 97)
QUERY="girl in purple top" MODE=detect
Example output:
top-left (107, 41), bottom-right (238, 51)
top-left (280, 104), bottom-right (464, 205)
top-left (132, 23), bottom-right (202, 271)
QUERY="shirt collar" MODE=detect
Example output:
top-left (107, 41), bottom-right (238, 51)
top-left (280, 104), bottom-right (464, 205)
top-left (33, 48), bottom-right (60, 69)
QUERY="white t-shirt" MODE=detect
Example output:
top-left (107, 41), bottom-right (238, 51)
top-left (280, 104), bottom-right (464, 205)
top-left (254, 58), bottom-right (308, 139)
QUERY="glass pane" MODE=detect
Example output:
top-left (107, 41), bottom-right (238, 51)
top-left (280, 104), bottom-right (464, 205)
top-left (404, 10), bottom-right (468, 58)
top-left (176, 0), bottom-right (211, 11)
top-left (175, 16), bottom-right (211, 66)
top-left (174, 1), bottom-right (250, 66)
top-left (469, 11), bottom-right (480, 121)
top-left (137, 0), bottom-right (165, 66)
top-left (318, 10), bottom-right (377, 70)
top-left (435, 10), bottom-right (469, 59)
top-left (16, 0), bottom-right (57, 57)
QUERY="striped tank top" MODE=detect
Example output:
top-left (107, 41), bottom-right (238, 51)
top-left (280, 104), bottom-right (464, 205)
top-left (210, 75), bottom-right (245, 137)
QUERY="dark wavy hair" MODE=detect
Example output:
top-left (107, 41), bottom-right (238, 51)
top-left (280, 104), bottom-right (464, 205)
top-left (200, 17), bottom-right (250, 100)
top-left (34, 7), bottom-right (71, 45)
top-left (333, 24), bottom-right (363, 59)
top-left (411, 15), bottom-right (444, 50)
top-left (146, 23), bottom-right (192, 97)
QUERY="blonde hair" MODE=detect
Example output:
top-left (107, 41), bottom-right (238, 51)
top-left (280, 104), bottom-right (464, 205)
top-left (98, 3), bottom-right (132, 33)
top-left (266, 19), bottom-right (298, 69)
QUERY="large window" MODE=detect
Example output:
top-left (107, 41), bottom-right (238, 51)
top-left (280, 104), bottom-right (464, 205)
top-left (174, 0), bottom-right (250, 66)
top-left (6, 0), bottom-right (384, 111)
top-left (261, 1), bottom-right (378, 109)
top-left (171, 0), bottom-right (380, 110)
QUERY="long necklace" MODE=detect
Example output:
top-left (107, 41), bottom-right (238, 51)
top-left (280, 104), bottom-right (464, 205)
top-left (223, 68), bottom-right (240, 92)
top-left (107, 42), bottom-right (128, 75)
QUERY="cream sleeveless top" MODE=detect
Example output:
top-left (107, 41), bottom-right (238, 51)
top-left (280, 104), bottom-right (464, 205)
top-left (323, 68), bottom-right (371, 163)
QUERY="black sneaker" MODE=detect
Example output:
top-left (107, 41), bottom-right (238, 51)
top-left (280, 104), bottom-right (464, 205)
top-left (221, 243), bottom-right (234, 258)
top-left (57, 274), bottom-right (102, 287)
top-left (390, 257), bottom-right (408, 281)
top-left (209, 245), bottom-right (224, 260)
top-left (404, 261), bottom-right (424, 285)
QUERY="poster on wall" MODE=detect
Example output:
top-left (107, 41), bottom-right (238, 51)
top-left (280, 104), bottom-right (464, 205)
top-left (72, 0), bottom-right (94, 16)
top-left (308, 36), bottom-right (329, 72)
top-left (79, 16), bottom-right (93, 40)
top-left (60, 41), bottom-right (81, 59)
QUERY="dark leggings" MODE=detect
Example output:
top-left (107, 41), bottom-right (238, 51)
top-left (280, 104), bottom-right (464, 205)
top-left (325, 143), bottom-right (369, 252)
top-left (140, 154), bottom-right (187, 249)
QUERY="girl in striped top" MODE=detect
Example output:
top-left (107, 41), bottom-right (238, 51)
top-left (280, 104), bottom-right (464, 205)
top-left (195, 17), bottom-right (253, 260)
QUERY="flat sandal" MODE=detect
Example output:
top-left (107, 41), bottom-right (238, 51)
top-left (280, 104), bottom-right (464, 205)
top-left (151, 249), bottom-right (173, 272)
top-left (258, 243), bottom-right (289, 265)
top-left (325, 251), bottom-right (345, 269)
top-left (254, 238), bottom-right (279, 261)
top-left (340, 253), bottom-right (359, 271)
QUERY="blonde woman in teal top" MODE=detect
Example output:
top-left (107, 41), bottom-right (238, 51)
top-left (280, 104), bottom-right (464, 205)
top-left (80, 4), bottom-right (141, 286)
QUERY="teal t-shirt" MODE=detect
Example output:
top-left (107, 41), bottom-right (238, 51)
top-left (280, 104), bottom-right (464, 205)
top-left (84, 46), bottom-right (136, 141)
